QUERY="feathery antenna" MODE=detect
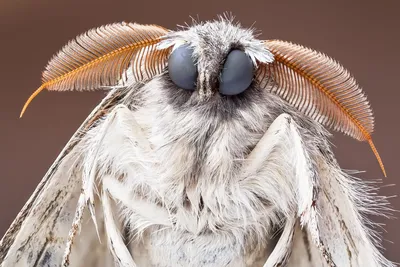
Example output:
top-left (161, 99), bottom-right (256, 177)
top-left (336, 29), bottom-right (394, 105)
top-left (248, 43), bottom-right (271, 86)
top-left (20, 22), bottom-right (170, 117)
top-left (258, 40), bottom-right (386, 176)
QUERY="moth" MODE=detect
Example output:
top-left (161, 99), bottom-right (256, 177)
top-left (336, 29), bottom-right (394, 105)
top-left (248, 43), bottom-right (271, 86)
top-left (0, 16), bottom-right (394, 267)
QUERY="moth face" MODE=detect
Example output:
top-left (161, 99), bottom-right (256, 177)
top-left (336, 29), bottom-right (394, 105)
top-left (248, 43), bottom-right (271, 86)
top-left (168, 44), bottom-right (254, 96)
top-left (19, 17), bottom-right (385, 176)
top-left (160, 20), bottom-right (274, 99)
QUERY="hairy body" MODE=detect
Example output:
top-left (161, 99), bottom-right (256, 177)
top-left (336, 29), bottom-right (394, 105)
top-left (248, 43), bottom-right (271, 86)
top-left (76, 75), bottom-right (378, 266)
top-left (89, 80), bottom-right (310, 266)
top-left (0, 18), bottom-right (393, 267)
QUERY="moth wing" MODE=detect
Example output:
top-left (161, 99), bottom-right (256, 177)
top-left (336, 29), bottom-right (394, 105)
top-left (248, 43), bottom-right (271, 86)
top-left (286, 223), bottom-right (326, 266)
top-left (2, 21), bottom-right (172, 266)
top-left (251, 114), bottom-right (392, 267)
top-left (289, 158), bottom-right (393, 267)
top-left (0, 89), bottom-right (125, 267)
top-left (254, 39), bottom-right (391, 266)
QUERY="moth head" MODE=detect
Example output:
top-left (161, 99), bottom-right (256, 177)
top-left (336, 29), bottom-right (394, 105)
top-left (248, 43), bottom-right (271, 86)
top-left (19, 17), bottom-right (386, 176)
top-left (158, 19), bottom-right (273, 98)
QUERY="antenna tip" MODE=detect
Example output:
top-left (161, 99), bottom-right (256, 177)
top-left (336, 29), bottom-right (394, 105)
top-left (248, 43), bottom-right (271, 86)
top-left (20, 85), bottom-right (46, 118)
top-left (367, 138), bottom-right (387, 177)
top-left (19, 108), bottom-right (26, 118)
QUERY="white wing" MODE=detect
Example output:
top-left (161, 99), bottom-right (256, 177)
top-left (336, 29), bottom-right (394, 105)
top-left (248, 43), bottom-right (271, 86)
top-left (241, 113), bottom-right (393, 267)
top-left (288, 159), bottom-right (394, 267)
top-left (0, 89), bottom-right (125, 267)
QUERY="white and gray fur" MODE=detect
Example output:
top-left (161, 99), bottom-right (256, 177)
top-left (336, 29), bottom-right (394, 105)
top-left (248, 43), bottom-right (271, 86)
top-left (0, 18), bottom-right (394, 267)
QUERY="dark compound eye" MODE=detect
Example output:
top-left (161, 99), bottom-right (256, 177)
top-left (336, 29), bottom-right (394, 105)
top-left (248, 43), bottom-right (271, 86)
top-left (219, 50), bottom-right (254, 96)
top-left (168, 45), bottom-right (197, 91)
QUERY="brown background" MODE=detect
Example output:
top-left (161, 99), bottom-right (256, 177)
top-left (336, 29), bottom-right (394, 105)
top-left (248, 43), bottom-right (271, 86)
top-left (1, 0), bottom-right (399, 263)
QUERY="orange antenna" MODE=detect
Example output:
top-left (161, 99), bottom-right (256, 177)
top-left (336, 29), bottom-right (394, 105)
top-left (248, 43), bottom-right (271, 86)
top-left (18, 22), bottom-right (170, 118)
top-left (259, 40), bottom-right (387, 177)
top-left (368, 138), bottom-right (387, 177)
top-left (20, 84), bottom-right (46, 118)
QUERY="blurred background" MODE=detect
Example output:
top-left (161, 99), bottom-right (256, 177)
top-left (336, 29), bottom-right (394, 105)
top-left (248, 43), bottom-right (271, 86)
top-left (0, 0), bottom-right (399, 263)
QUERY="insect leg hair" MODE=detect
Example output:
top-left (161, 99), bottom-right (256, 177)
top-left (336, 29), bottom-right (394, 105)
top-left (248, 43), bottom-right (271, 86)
top-left (61, 106), bottom-right (129, 266)
top-left (263, 215), bottom-right (296, 267)
top-left (239, 113), bottom-right (332, 266)
top-left (102, 185), bottom-right (137, 267)
top-left (81, 104), bottom-right (159, 266)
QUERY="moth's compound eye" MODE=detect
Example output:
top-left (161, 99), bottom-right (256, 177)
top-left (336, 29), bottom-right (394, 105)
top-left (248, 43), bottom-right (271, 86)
top-left (168, 45), bottom-right (197, 91)
top-left (219, 50), bottom-right (253, 96)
